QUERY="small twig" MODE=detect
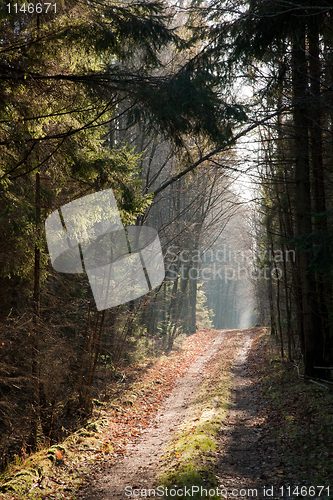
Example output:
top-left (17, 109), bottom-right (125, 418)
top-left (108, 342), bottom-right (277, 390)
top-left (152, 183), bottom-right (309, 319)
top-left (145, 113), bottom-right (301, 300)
top-left (308, 380), bottom-right (329, 390)
top-left (305, 375), bottom-right (333, 387)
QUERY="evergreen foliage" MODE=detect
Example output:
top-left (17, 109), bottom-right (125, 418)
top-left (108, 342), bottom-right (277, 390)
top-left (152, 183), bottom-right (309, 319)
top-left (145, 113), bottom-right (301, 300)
top-left (0, 0), bottom-right (250, 468)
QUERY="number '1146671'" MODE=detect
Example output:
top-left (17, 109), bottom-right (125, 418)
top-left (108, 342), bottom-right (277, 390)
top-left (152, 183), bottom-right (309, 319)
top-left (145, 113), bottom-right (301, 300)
top-left (6, 3), bottom-right (56, 13)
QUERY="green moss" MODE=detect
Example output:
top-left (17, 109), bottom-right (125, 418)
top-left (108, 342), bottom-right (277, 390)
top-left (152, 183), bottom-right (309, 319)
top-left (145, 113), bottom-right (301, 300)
top-left (0, 468), bottom-right (38, 493)
top-left (47, 444), bottom-right (67, 463)
top-left (85, 416), bottom-right (108, 433)
top-left (160, 464), bottom-right (216, 499)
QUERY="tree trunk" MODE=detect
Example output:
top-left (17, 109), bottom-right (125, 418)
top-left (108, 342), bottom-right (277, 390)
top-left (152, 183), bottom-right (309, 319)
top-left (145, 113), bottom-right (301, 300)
top-left (292, 27), bottom-right (320, 376)
top-left (309, 25), bottom-right (332, 368)
top-left (189, 261), bottom-right (197, 334)
top-left (30, 172), bottom-right (41, 449)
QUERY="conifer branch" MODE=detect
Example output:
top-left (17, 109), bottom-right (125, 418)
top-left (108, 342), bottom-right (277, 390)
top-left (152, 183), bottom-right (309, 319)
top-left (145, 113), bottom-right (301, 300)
top-left (153, 107), bottom-right (289, 196)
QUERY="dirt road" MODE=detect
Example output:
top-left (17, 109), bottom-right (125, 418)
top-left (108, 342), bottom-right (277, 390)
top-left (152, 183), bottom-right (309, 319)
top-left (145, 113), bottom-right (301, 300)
top-left (77, 330), bottom-right (230, 499)
top-left (76, 329), bottom-right (274, 500)
top-left (215, 335), bottom-right (286, 499)
top-left (0, 328), bottom-right (329, 499)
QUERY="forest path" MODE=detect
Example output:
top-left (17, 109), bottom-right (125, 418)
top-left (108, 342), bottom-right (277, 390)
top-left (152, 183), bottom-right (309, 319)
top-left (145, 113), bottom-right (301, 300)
top-left (215, 334), bottom-right (286, 499)
top-left (76, 330), bottom-right (229, 499)
top-left (75, 328), bottom-right (277, 500)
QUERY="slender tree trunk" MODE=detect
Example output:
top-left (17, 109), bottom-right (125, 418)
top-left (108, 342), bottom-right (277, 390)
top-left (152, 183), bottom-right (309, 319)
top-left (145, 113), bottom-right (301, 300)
top-left (309, 25), bottom-right (332, 367)
top-left (276, 89), bottom-right (293, 356)
top-left (189, 261), bottom-right (197, 334)
top-left (275, 264), bottom-right (284, 359)
top-left (166, 274), bottom-right (179, 328)
top-left (171, 265), bottom-right (189, 343)
top-left (30, 172), bottom-right (41, 449)
top-left (78, 299), bottom-right (93, 406)
top-left (84, 310), bottom-right (106, 413)
top-left (265, 204), bottom-right (277, 336)
top-left (292, 27), bottom-right (320, 376)
top-left (161, 282), bottom-right (168, 336)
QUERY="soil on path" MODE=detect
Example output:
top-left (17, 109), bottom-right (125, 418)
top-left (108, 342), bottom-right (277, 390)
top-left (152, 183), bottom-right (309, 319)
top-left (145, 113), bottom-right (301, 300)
top-left (215, 334), bottom-right (288, 499)
top-left (76, 330), bottom-right (229, 499)
top-left (76, 328), bottom-right (285, 500)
